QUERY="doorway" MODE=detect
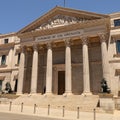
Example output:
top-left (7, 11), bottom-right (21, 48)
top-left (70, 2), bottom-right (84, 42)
top-left (0, 80), bottom-right (2, 91)
top-left (14, 79), bottom-right (18, 92)
top-left (58, 71), bottom-right (65, 95)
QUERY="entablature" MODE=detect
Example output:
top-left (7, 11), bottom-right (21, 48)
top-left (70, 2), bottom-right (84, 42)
top-left (18, 18), bottom-right (109, 39)
top-left (18, 24), bottom-right (108, 48)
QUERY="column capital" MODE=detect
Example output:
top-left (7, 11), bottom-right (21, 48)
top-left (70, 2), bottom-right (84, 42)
top-left (47, 42), bottom-right (52, 49)
top-left (64, 38), bottom-right (71, 47)
top-left (80, 36), bottom-right (89, 45)
top-left (98, 34), bottom-right (107, 43)
top-left (33, 44), bottom-right (38, 51)
top-left (20, 45), bottom-right (26, 53)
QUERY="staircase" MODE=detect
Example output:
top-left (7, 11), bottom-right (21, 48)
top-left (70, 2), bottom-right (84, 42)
top-left (0, 94), bottom-right (19, 104)
top-left (13, 94), bottom-right (99, 111)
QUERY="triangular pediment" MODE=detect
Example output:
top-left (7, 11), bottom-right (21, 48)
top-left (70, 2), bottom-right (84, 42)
top-left (35, 14), bottom-right (94, 31)
top-left (18, 6), bottom-right (109, 34)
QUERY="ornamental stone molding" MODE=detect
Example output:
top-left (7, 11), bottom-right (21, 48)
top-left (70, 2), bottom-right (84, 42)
top-left (20, 45), bottom-right (26, 53)
top-left (46, 42), bottom-right (52, 49)
top-left (33, 44), bottom-right (38, 51)
top-left (64, 38), bottom-right (71, 47)
top-left (98, 34), bottom-right (107, 43)
top-left (35, 14), bottom-right (90, 30)
top-left (81, 36), bottom-right (89, 45)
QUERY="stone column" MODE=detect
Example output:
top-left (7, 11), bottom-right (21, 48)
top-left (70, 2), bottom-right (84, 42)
top-left (99, 34), bottom-right (110, 87)
top-left (17, 46), bottom-right (25, 95)
top-left (31, 44), bottom-right (38, 94)
top-left (81, 37), bottom-right (92, 95)
top-left (45, 43), bottom-right (53, 95)
top-left (64, 39), bottom-right (72, 95)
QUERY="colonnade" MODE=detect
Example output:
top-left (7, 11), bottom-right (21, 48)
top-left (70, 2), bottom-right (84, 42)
top-left (17, 34), bottom-right (109, 95)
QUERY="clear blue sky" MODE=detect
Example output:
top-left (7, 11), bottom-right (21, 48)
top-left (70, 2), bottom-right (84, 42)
top-left (0, 0), bottom-right (120, 34)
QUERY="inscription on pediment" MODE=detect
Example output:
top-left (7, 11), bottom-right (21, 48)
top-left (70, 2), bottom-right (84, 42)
top-left (35, 15), bottom-right (91, 30)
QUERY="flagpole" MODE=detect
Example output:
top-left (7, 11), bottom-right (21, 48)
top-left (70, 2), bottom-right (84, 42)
top-left (64, 0), bottom-right (66, 7)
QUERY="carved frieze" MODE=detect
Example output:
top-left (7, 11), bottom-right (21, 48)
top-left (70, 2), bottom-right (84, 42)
top-left (35, 14), bottom-right (90, 30)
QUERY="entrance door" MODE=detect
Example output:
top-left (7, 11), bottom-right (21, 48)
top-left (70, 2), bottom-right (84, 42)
top-left (58, 71), bottom-right (65, 95)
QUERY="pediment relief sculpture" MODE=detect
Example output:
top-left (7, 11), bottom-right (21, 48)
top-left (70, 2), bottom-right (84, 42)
top-left (35, 14), bottom-right (93, 31)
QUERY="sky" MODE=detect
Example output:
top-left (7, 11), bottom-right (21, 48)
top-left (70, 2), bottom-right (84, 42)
top-left (0, 0), bottom-right (120, 34)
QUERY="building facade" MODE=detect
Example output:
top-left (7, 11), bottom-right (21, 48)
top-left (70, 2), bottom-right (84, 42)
top-left (0, 7), bottom-right (120, 97)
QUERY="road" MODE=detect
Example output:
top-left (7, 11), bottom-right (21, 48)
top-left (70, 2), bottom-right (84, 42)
top-left (0, 112), bottom-right (65, 120)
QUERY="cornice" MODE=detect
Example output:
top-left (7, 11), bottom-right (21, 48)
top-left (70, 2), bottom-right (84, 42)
top-left (109, 12), bottom-right (120, 19)
top-left (0, 67), bottom-right (18, 73)
top-left (0, 68), bottom-right (12, 73)
top-left (111, 34), bottom-right (120, 39)
top-left (0, 32), bottom-right (16, 39)
top-left (111, 26), bottom-right (120, 30)
top-left (109, 59), bottom-right (120, 63)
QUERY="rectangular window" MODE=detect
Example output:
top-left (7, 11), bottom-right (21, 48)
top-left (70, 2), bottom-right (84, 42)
top-left (17, 53), bottom-right (20, 64)
top-left (4, 39), bottom-right (8, 44)
top-left (1, 55), bottom-right (6, 65)
top-left (0, 80), bottom-right (2, 91)
top-left (116, 40), bottom-right (120, 53)
top-left (114, 19), bottom-right (120, 27)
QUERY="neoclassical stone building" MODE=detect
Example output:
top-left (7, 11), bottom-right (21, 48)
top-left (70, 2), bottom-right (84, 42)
top-left (0, 6), bottom-right (120, 97)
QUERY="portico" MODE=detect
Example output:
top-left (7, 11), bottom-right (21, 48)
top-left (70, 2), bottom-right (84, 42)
top-left (16, 6), bottom-right (110, 96)
top-left (17, 35), bottom-right (108, 96)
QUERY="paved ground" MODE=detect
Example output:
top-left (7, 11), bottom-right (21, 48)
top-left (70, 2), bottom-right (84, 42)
top-left (0, 112), bottom-right (65, 120)
top-left (0, 104), bottom-right (120, 120)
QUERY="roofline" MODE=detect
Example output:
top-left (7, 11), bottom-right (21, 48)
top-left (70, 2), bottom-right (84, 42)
top-left (108, 11), bottom-right (120, 18)
top-left (17, 6), bottom-right (58, 34)
top-left (0, 32), bottom-right (16, 38)
top-left (17, 6), bottom-right (109, 34)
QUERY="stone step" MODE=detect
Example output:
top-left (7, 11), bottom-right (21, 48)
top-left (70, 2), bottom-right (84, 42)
top-left (0, 94), bottom-right (20, 104)
top-left (13, 95), bottom-right (99, 111)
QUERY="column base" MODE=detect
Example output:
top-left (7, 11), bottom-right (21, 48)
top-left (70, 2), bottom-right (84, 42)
top-left (63, 92), bottom-right (73, 97)
top-left (113, 95), bottom-right (118, 98)
top-left (16, 92), bottom-right (23, 96)
top-left (30, 93), bottom-right (42, 95)
top-left (44, 92), bottom-right (53, 96)
top-left (82, 92), bottom-right (92, 96)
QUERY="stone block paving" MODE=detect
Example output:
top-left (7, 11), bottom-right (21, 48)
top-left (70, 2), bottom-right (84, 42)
top-left (0, 103), bottom-right (120, 120)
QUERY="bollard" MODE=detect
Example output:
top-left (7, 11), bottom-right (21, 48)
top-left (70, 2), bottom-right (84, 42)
top-left (21, 102), bottom-right (24, 112)
top-left (9, 101), bottom-right (12, 111)
top-left (93, 108), bottom-right (96, 120)
top-left (62, 106), bottom-right (65, 117)
top-left (48, 104), bottom-right (50, 115)
top-left (34, 104), bottom-right (37, 114)
top-left (77, 107), bottom-right (80, 119)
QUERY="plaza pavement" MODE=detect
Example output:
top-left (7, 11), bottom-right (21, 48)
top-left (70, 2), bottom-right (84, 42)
top-left (0, 112), bottom-right (64, 120)
top-left (0, 104), bottom-right (120, 120)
